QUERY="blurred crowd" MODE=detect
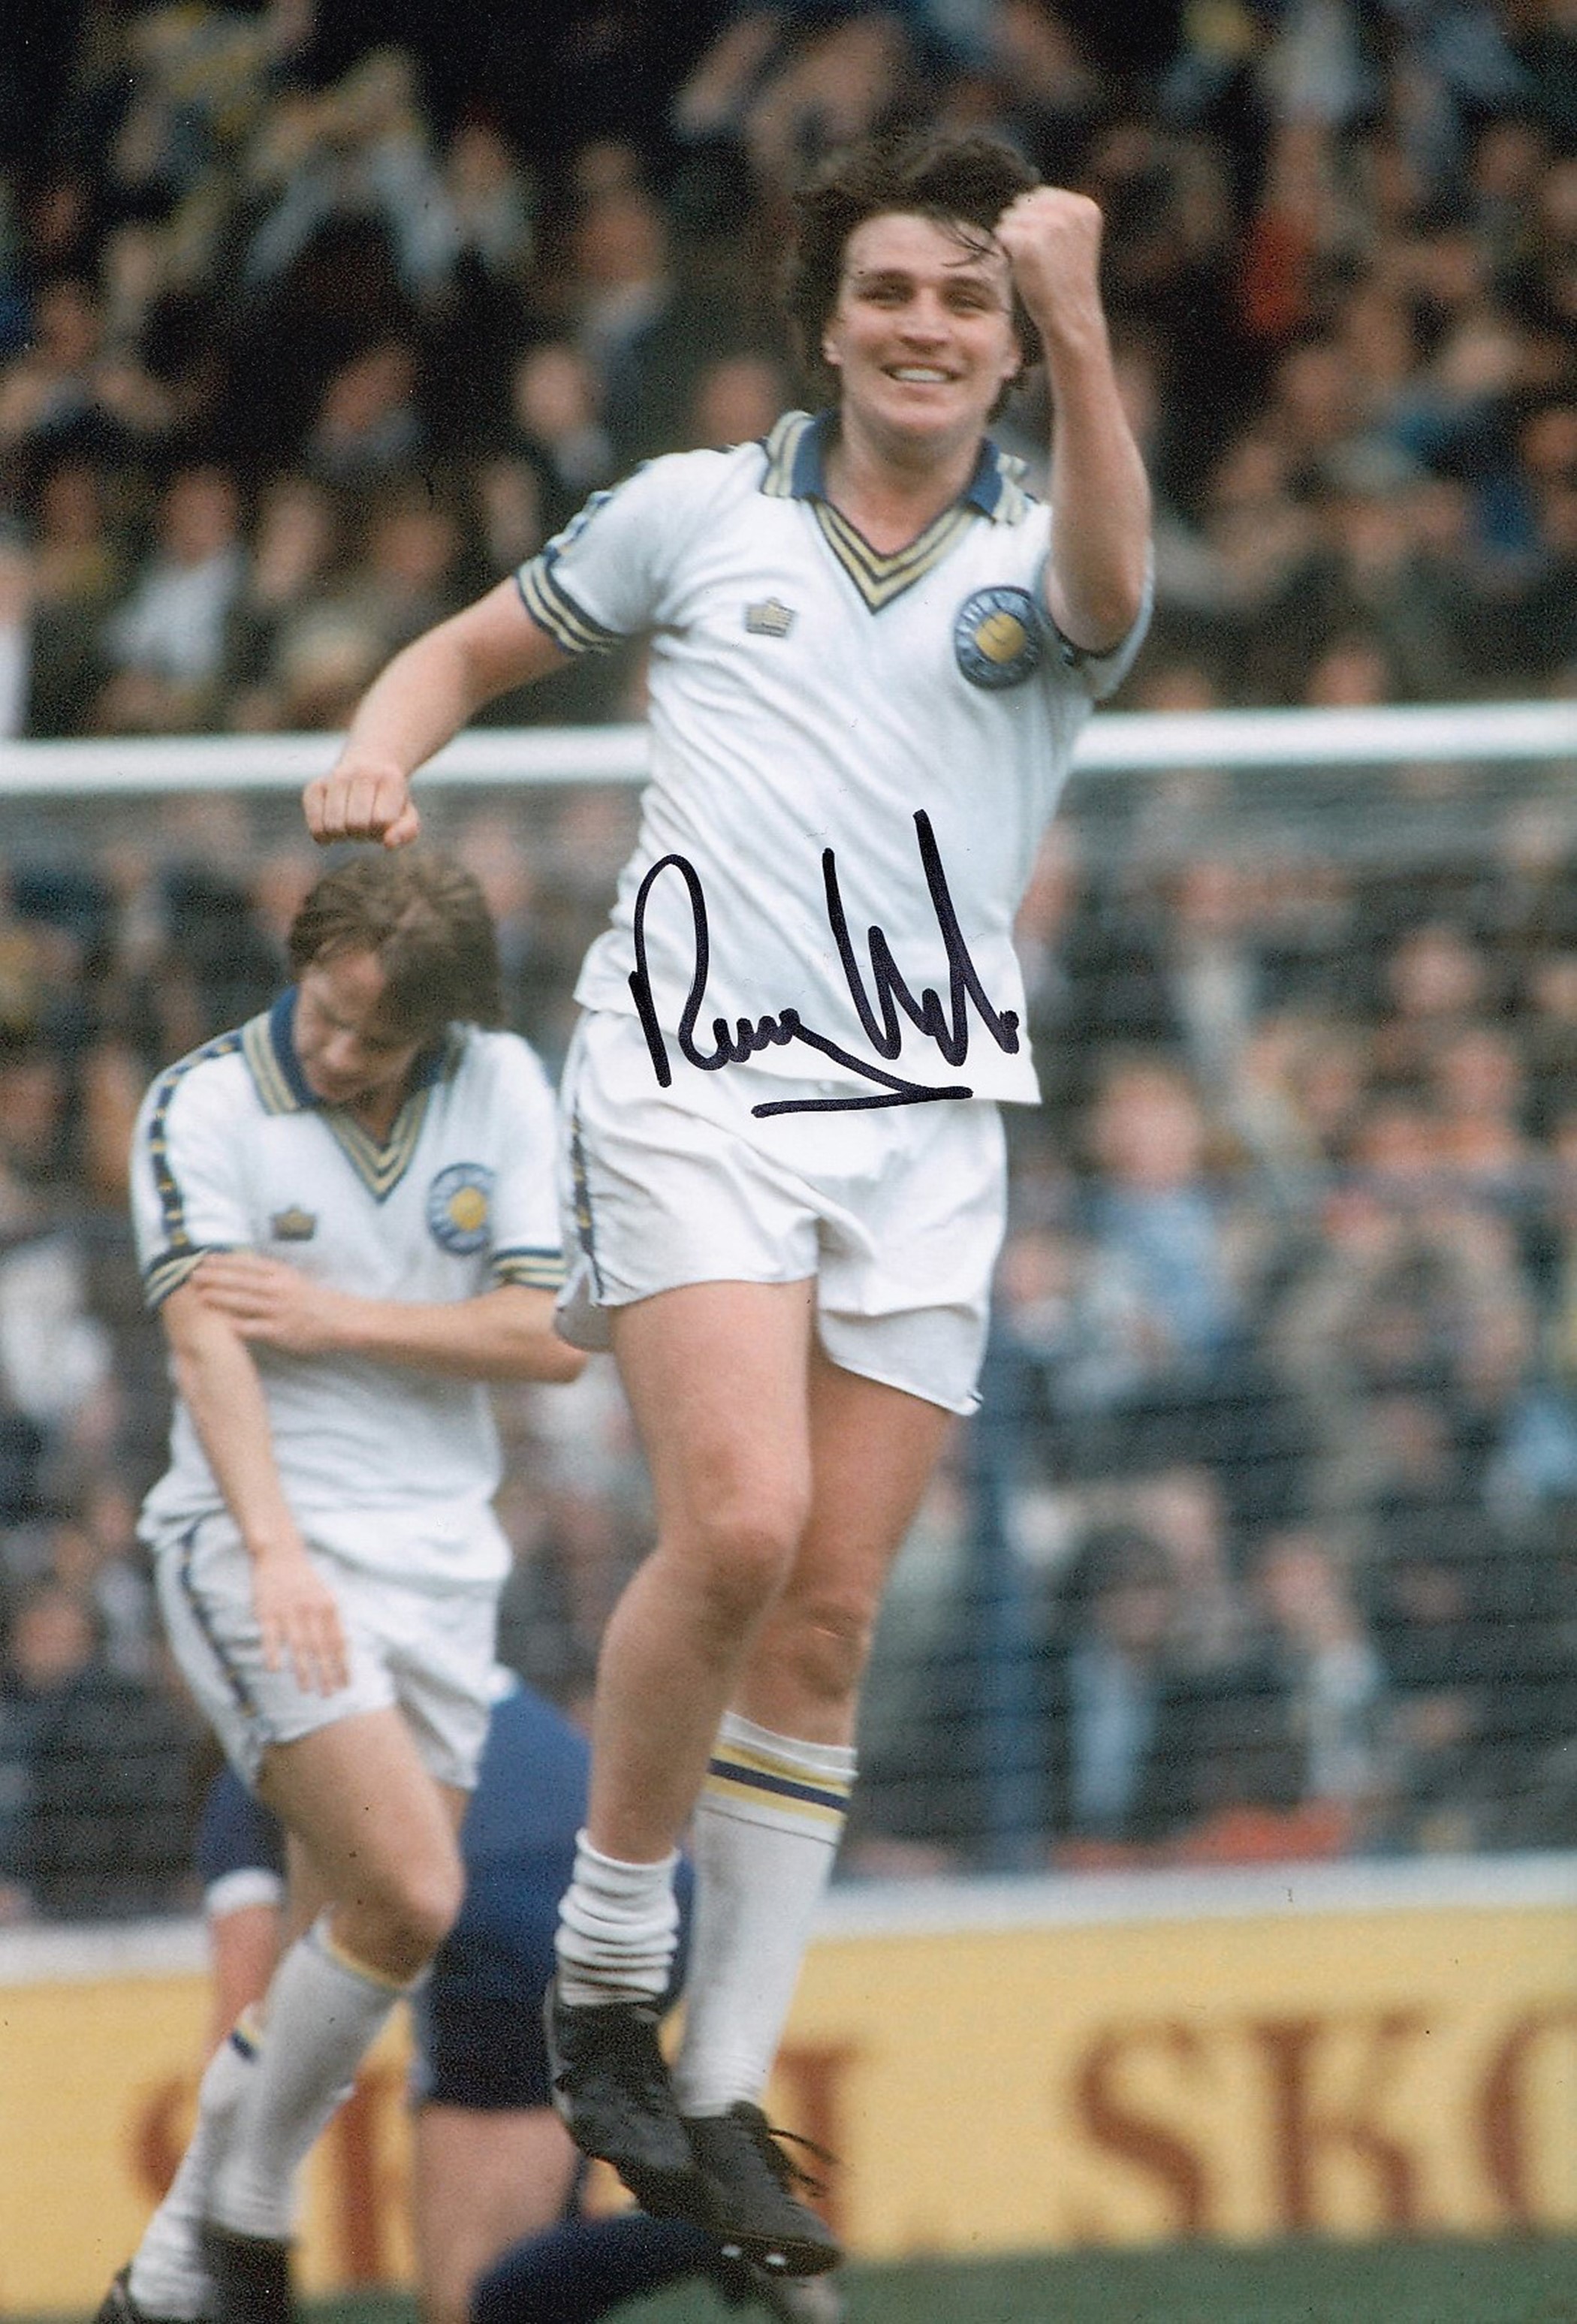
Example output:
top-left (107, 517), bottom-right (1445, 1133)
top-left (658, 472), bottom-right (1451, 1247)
top-left (855, 755), bottom-right (1577, 1873)
top-left (2, 0), bottom-right (1575, 741)
top-left (2, 0), bottom-right (1576, 1916)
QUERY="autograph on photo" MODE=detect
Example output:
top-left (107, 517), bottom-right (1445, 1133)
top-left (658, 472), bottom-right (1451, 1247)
top-left (628, 808), bottom-right (1022, 1116)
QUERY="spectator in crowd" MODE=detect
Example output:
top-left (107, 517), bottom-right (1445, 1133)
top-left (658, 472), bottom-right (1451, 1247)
top-left (5, 1491), bottom-right (159, 1683)
top-left (9, 457), bottom-right (127, 734)
top-left (449, 806), bottom-right (579, 1063)
top-left (299, 336), bottom-right (427, 493)
top-left (673, 7), bottom-right (925, 207)
top-left (1521, 955), bottom-right (1577, 1138)
top-left (1073, 1053), bottom-right (1264, 1476)
top-left (1483, 1489), bottom-right (1577, 1849)
top-left (1246, 1524), bottom-right (1390, 1849)
top-left (463, 451), bottom-right (550, 583)
top-left (1427, 1020), bottom-right (1534, 1205)
top-left (0, 1035), bottom-right (115, 1436)
top-left (683, 348), bottom-right (791, 451)
top-left (1124, 1461), bottom-right (1251, 1676)
top-left (1082, 1057), bottom-right (1241, 1355)
top-left (1367, 919), bottom-right (1498, 1084)
top-left (219, 471), bottom-right (346, 731)
top-left (1143, 852), bottom-right (1267, 1098)
top-left (94, 460), bottom-right (247, 733)
top-left (238, 47), bottom-right (454, 314)
top-left (1364, 1524), bottom-right (1506, 1850)
top-left (1040, 1521), bottom-right (1211, 1861)
top-left (553, 168), bottom-right (682, 469)
top-left (333, 476), bottom-right (470, 659)
top-left (1271, 1147), bottom-right (1534, 1542)
top-left (0, 272), bottom-right (173, 493)
top-left (27, 455), bottom-right (127, 619)
top-left (989, 1213), bottom-right (1126, 1488)
top-left (502, 339), bottom-right (617, 535)
top-left (0, 1575), bottom-right (194, 1920)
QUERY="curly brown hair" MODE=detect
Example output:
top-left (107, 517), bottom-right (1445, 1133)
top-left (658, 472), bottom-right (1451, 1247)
top-left (288, 852), bottom-right (502, 1035)
top-left (782, 128), bottom-right (1043, 411)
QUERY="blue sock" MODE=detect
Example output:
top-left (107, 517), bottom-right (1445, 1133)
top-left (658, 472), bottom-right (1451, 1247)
top-left (470, 2214), bottom-right (716, 2324)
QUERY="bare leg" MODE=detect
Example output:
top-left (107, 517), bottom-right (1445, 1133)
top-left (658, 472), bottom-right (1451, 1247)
top-left (207, 1712), bottom-right (467, 2241)
top-left (550, 1295), bottom-right (943, 2276)
top-left (738, 1343), bottom-right (955, 1742)
top-left (674, 1346), bottom-right (954, 2115)
top-left (259, 1708), bottom-right (468, 1979)
top-left (589, 1278), bottom-right (818, 1861)
top-left (412, 2106), bottom-right (580, 2324)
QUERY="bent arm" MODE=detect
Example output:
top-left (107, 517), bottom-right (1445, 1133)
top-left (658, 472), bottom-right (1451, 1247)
top-left (160, 1280), bottom-right (348, 1692)
top-left (191, 1255), bottom-right (586, 1383)
top-left (997, 188), bottom-right (1152, 653)
top-left (163, 1280), bottom-right (304, 1560)
top-left (305, 580), bottom-right (572, 846)
top-left (1042, 314), bottom-right (1151, 653)
top-left (288, 1279), bottom-right (586, 1382)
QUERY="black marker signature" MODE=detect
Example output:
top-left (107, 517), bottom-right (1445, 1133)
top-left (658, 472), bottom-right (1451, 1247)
top-left (626, 809), bottom-right (1021, 1117)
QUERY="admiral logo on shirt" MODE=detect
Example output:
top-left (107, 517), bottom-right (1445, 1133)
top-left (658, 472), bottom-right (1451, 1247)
top-left (745, 598), bottom-right (796, 638)
top-left (270, 1206), bottom-right (317, 1241)
top-left (427, 1163), bottom-right (493, 1254)
top-left (954, 586), bottom-right (1045, 689)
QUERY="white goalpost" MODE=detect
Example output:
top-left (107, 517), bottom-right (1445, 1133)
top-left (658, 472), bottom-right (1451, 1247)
top-left (1, 698), bottom-right (1572, 799)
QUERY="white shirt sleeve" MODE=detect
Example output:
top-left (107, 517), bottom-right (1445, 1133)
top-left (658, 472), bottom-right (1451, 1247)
top-left (130, 1052), bottom-right (255, 1308)
top-left (477, 1033), bottom-right (568, 1292)
top-left (515, 448), bottom-right (733, 652)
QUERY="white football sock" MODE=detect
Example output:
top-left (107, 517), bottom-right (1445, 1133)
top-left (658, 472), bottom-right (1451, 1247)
top-left (671, 1712), bottom-right (854, 2117)
top-left (207, 1917), bottom-right (407, 2242)
top-left (555, 1831), bottom-right (682, 2007)
top-left (128, 2013), bottom-right (261, 2317)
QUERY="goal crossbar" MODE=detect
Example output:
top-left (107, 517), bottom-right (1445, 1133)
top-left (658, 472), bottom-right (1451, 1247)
top-left (2, 701), bottom-right (1571, 800)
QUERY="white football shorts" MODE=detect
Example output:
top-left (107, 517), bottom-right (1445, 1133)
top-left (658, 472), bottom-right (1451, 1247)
top-left (555, 1008), bottom-right (1008, 1415)
top-left (151, 1512), bottom-right (498, 1787)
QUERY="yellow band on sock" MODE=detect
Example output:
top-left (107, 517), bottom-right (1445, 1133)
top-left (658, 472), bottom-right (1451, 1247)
top-left (317, 1916), bottom-right (415, 1994)
top-left (702, 1735), bottom-right (852, 1837)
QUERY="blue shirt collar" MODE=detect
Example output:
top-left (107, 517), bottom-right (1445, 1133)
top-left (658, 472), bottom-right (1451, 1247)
top-left (788, 409), bottom-right (1011, 518)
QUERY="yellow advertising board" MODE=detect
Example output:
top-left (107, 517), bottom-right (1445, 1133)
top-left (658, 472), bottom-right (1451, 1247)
top-left (0, 1927), bottom-right (414, 2316)
top-left (784, 1861), bottom-right (1577, 2257)
top-left (1, 1859), bottom-right (1572, 2314)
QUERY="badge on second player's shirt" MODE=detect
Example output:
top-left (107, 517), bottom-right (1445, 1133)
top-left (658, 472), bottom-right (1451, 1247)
top-left (427, 1163), bottom-right (494, 1252)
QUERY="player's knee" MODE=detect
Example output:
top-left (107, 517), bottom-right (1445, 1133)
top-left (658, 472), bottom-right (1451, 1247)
top-left (773, 1590), bottom-right (876, 1708)
top-left (683, 1488), bottom-right (810, 1622)
top-left (397, 1856), bottom-right (466, 1959)
top-left (346, 1855), bottom-right (463, 1976)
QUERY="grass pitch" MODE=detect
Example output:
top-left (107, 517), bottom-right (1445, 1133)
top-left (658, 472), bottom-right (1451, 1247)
top-left (302, 2238), bottom-right (1577, 2324)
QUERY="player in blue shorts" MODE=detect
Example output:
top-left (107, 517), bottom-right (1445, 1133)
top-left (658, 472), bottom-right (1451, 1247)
top-left (107, 1678), bottom-right (838, 2324)
top-left (306, 125), bottom-right (1151, 2278)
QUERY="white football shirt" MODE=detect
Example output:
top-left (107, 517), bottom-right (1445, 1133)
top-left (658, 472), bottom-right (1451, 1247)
top-left (518, 410), bottom-right (1148, 1110)
top-left (131, 994), bottom-right (564, 1589)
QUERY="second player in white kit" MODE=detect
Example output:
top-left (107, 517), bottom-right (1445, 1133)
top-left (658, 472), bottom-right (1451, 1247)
top-left (114, 853), bottom-right (582, 2324)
